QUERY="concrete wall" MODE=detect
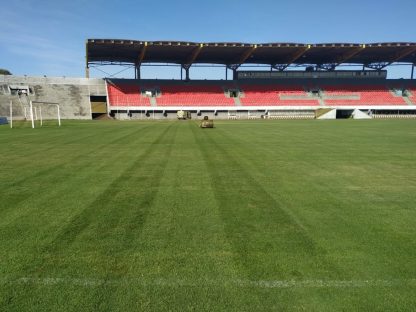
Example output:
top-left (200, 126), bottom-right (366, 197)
top-left (0, 75), bottom-right (106, 120)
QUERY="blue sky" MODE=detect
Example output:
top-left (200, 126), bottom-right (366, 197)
top-left (1, 0), bottom-right (415, 79)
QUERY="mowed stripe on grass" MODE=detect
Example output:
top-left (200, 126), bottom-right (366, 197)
top-left (0, 120), bottom-right (416, 311)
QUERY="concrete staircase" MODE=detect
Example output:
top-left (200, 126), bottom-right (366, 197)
top-left (149, 97), bottom-right (158, 107)
top-left (403, 96), bottom-right (414, 106)
top-left (233, 97), bottom-right (242, 106)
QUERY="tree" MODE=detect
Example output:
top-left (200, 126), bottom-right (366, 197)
top-left (0, 69), bottom-right (12, 75)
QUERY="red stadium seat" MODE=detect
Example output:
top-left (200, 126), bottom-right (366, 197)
top-left (156, 85), bottom-right (234, 106)
top-left (323, 85), bottom-right (406, 106)
top-left (107, 84), bottom-right (151, 107)
top-left (106, 82), bottom-right (411, 108)
top-left (239, 85), bottom-right (319, 106)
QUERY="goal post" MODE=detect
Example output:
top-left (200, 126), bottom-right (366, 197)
top-left (9, 100), bottom-right (12, 129)
top-left (29, 100), bottom-right (34, 128)
top-left (9, 99), bottom-right (61, 129)
top-left (32, 101), bottom-right (61, 127)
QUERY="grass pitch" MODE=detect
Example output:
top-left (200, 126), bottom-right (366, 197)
top-left (0, 119), bottom-right (416, 311)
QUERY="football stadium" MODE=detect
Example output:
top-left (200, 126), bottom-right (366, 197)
top-left (1, 5), bottom-right (416, 311)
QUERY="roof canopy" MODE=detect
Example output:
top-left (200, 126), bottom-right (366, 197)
top-left (86, 39), bottom-right (416, 69)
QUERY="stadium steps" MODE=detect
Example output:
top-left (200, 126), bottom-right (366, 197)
top-left (233, 97), bottom-right (242, 106)
top-left (149, 97), bottom-right (158, 107)
top-left (222, 88), bottom-right (242, 106)
top-left (404, 97), bottom-right (414, 105)
top-left (404, 90), bottom-right (415, 105)
top-left (393, 91), bottom-right (414, 105)
top-left (410, 90), bottom-right (416, 104)
top-left (389, 90), bottom-right (413, 105)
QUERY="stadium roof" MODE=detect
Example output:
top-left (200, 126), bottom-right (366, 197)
top-left (86, 39), bottom-right (416, 69)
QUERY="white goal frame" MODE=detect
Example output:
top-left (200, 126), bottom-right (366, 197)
top-left (10, 99), bottom-right (61, 128)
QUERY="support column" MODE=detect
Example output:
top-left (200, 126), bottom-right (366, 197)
top-left (136, 42), bottom-right (147, 80)
top-left (85, 40), bottom-right (90, 78)
top-left (135, 64), bottom-right (141, 80)
top-left (29, 100), bottom-right (34, 129)
top-left (225, 66), bottom-right (228, 80)
top-left (227, 65), bottom-right (240, 81)
top-left (180, 67), bottom-right (183, 80)
top-left (411, 64), bottom-right (415, 80)
top-left (185, 67), bottom-right (190, 81)
top-left (182, 65), bottom-right (190, 81)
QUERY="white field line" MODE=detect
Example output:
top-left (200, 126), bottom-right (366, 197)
top-left (0, 277), bottom-right (415, 288)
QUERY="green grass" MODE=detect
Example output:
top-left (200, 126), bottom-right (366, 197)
top-left (0, 119), bottom-right (416, 311)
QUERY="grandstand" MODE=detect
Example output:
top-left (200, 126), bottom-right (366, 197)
top-left (1, 40), bottom-right (416, 120)
top-left (103, 78), bottom-right (416, 119)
